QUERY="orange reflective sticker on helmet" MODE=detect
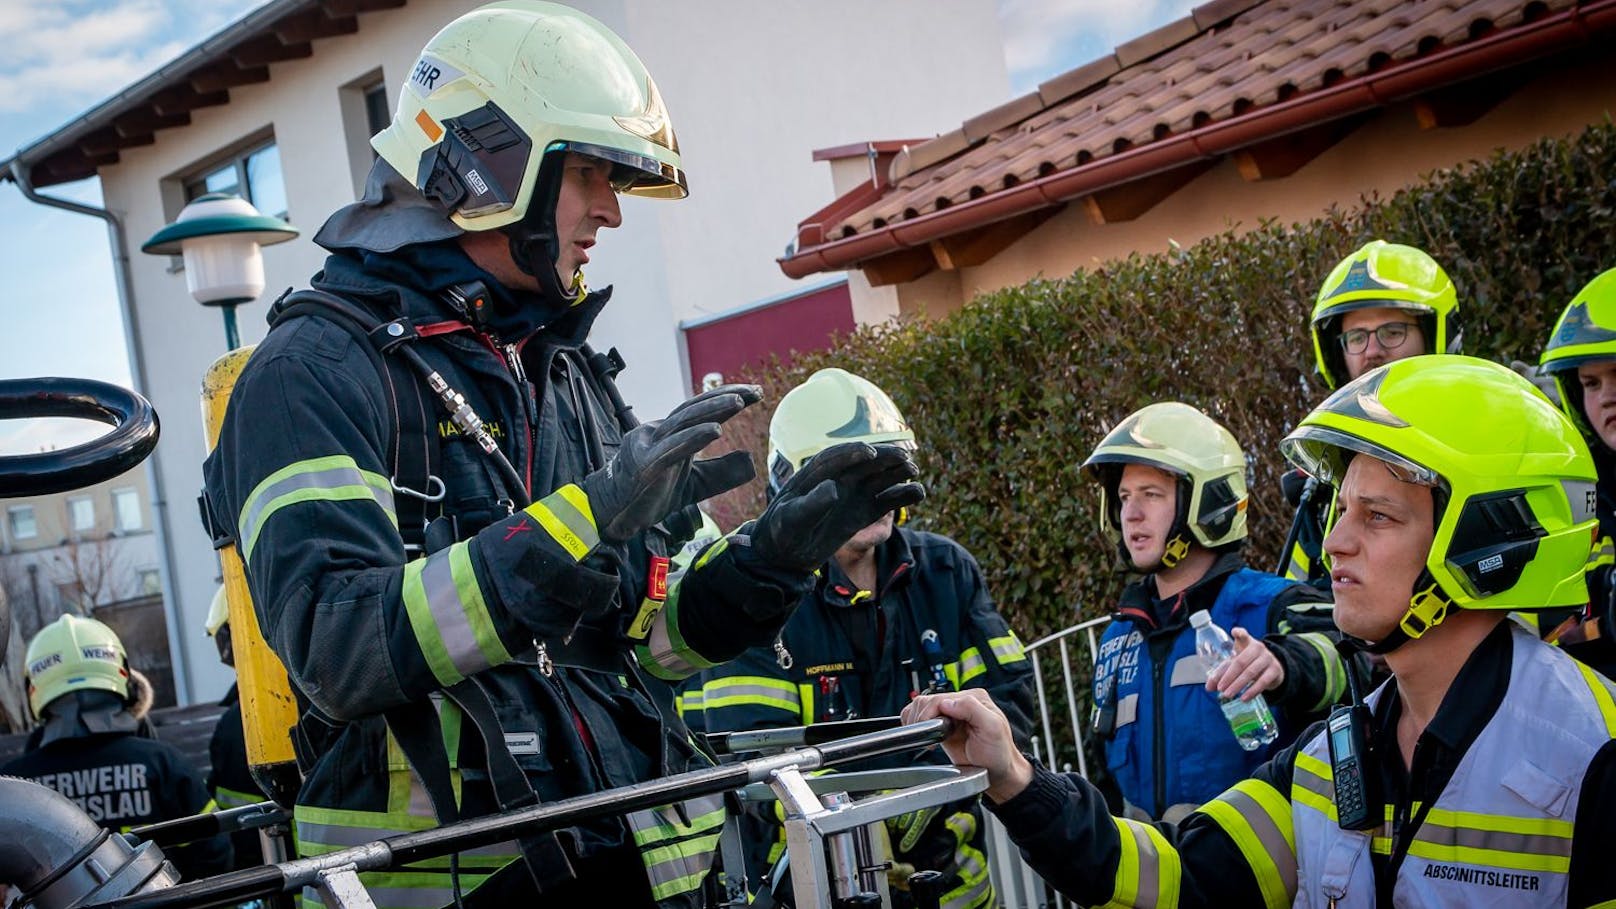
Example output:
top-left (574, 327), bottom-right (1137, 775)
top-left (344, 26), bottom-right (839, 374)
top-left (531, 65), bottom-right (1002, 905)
top-left (416, 109), bottom-right (443, 142)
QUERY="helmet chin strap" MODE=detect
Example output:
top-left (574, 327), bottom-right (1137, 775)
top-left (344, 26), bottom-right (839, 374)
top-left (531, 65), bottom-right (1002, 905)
top-left (1354, 568), bottom-right (1454, 655)
top-left (504, 150), bottom-right (587, 310)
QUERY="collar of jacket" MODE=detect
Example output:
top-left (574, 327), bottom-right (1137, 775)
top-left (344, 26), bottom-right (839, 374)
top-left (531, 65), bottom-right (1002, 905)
top-left (819, 525), bottom-right (918, 608)
top-left (32, 689), bottom-right (140, 749)
top-left (1116, 549), bottom-right (1245, 631)
top-left (307, 245), bottom-right (613, 348)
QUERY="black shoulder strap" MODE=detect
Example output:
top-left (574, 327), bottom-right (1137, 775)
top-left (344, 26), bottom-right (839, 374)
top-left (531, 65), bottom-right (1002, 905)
top-left (272, 289), bottom-right (441, 553)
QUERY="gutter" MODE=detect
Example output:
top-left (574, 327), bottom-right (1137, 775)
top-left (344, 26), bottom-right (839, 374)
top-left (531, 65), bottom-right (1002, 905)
top-left (779, 0), bottom-right (1616, 279)
top-left (0, 0), bottom-right (316, 186)
top-left (9, 161), bottom-right (194, 706)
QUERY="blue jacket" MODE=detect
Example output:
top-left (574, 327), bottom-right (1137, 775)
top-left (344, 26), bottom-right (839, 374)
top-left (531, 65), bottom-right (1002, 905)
top-left (1093, 554), bottom-right (1339, 820)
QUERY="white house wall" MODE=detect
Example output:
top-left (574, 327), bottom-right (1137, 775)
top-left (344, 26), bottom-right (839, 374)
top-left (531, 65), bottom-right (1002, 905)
top-left (95, 1), bottom-right (1007, 704)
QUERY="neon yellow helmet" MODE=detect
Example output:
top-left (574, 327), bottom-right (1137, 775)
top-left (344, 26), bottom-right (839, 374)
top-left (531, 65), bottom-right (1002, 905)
top-left (1311, 240), bottom-right (1461, 390)
top-left (25, 614), bottom-right (130, 717)
top-left (1282, 356), bottom-right (1596, 640)
top-left (205, 586), bottom-right (230, 637)
top-left (1082, 402), bottom-right (1249, 567)
top-left (371, 1), bottom-right (685, 298)
top-left (767, 369), bottom-right (916, 496)
top-left (1539, 266), bottom-right (1616, 442)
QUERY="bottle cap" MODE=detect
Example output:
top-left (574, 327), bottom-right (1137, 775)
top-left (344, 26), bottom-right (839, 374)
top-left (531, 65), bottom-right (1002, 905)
top-left (1189, 610), bottom-right (1211, 628)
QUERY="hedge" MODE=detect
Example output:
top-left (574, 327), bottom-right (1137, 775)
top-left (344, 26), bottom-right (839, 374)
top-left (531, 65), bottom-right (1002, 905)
top-left (704, 119), bottom-right (1616, 651)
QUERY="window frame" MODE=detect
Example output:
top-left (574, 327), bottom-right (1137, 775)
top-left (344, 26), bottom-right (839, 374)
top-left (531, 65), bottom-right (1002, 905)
top-left (8, 505), bottom-right (37, 541)
top-left (68, 495), bottom-right (95, 533)
top-left (112, 487), bottom-right (143, 533)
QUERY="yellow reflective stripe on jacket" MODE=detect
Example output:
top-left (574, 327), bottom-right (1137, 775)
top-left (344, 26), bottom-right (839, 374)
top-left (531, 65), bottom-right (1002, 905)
top-left (636, 587), bottom-right (717, 681)
top-left (1400, 807), bottom-right (1574, 873)
top-left (1101, 817), bottom-right (1181, 909)
top-left (958, 647), bottom-right (988, 685)
top-left (1284, 541), bottom-right (1311, 582)
top-left (628, 798), bottom-right (726, 901)
top-left (698, 674), bottom-right (801, 715)
top-left (1589, 534), bottom-right (1614, 570)
top-left (988, 633), bottom-right (1026, 665)
top-left (1290, 751), bottom-right (1335, 819)
top-left (1197, 779), bottom-right (1296, 909)
top-left (1574, 659), bottom-right (1616, 736)
top-left (677, 687), bottom-right (703, 721)
top-left (1290, 631), bottom-right (1346, 711)
top-left (401, 540), bottom-right (512, 688)
top-left (239, 454), bottom-right (395, 561)
top-left (213, 785), bottom-right (262, 810)
top-left (940, 811), bottom-right (993, 909)
top-left (522, 483), bottom-right (599, 560)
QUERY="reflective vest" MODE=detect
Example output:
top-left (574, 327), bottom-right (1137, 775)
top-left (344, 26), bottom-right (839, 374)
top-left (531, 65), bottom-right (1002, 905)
top-left (1096, 568), bottom-right (1300, 819)
top-left (1290, 624), bottom-right (1616, 908)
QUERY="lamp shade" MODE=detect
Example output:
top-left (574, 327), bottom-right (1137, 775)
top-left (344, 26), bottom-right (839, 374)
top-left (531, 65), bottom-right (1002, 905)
top-left (141, 193), bottom-right (298, 306)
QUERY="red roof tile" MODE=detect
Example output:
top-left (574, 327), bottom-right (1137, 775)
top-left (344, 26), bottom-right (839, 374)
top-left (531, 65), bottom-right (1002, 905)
top-left (782, 0), bottom-right (1616, 278)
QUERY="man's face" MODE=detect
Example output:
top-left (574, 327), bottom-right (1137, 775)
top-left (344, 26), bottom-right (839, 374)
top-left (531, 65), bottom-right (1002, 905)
top-left (836, 512), bottom-right (896, 561)
top-left (1323, 454), bottom-right (1435, 642)
top-left (1340, 306), bottom-right (1427, 380)
top-left (551, 151), bottom-right (623, 286)
top-left (1577, 359), bottom-right (1616, 451)
top-left (1117, 463), bottom-right (1179, 570)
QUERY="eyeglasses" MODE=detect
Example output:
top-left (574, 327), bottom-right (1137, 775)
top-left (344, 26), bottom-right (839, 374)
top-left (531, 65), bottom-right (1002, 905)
top-left (1339, 321), bottom-right (1418, 354)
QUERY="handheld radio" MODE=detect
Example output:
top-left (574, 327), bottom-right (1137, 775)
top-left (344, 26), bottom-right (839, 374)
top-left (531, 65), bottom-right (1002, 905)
top-left (1326, 641), bottom-right (1380, 830)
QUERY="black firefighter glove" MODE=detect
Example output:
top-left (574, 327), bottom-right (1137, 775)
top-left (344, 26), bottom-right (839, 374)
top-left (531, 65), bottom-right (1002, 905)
top-left (751, 442), bottom-right (926, 574)
top-left (582, 384), bottom-right (762, 545)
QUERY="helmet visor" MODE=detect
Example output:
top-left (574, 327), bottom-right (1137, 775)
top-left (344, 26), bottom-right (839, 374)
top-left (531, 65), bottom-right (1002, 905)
top-left (1281, 425), bottom-right (1443, 490)
top-left (561, 141), bottom-right (687, 199)
top-left (1313, 297), bottom-right (1436, 327)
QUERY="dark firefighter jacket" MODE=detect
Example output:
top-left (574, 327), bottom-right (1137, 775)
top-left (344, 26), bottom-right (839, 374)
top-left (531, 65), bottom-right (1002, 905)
top-left (1091, 552), bottom-right (1346, 821)
top-left (201, 245), bottom-right (809, 909)
top-left (686, 527), bottom-right (1035, 907)
top-left (989, 621), bottom-right (1616, 907)
top-left (1, 691), bottom-right (232, 880)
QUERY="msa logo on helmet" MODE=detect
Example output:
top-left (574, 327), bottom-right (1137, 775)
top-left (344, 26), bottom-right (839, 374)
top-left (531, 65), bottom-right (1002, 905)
top-left (28, 653), bottom-right (63, 676)
top-left (81, 645), bottom-right (119, 662)
top-left (408, 56), bottom-right (464, 97)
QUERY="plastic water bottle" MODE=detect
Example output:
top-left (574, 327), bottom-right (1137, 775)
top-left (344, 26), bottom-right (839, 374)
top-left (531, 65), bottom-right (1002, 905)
top-left (1190, 611), bottom-right (1278, 751)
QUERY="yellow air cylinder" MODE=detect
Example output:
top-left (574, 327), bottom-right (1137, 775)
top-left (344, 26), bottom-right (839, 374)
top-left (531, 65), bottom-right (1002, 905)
top-left (201, 346), bottom-right (302, 807)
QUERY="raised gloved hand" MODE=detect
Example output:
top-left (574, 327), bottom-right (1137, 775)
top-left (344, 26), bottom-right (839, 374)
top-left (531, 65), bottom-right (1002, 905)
top-left (583, 385), bottom-right (761, 544)
top-left (751, 442), bottom-right (924, 574)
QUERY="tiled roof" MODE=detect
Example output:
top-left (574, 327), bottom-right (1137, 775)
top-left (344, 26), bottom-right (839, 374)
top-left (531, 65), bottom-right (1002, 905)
top-left (781, 0), bottom-right (1616, 278)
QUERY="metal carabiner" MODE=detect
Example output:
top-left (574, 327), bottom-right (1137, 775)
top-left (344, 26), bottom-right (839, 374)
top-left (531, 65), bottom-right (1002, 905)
top-left (391, 474), bottom-right (447, 503)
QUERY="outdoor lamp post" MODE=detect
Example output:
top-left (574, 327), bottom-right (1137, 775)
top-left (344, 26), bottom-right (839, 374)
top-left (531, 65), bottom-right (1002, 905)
top-left (140, 193), bottom-right (298, 350)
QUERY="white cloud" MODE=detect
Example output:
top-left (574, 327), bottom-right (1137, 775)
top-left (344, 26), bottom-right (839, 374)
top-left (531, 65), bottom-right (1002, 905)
top-left (0, 0), bottom-right (268, 115)
top-left (998, 0), bottom-right (1200, 93)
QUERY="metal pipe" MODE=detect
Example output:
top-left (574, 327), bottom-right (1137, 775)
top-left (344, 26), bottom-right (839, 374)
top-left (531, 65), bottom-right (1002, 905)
top-left (8, 161), bottom-right (192, 705)
top-left (87, 719), bottom-right (954, 909)
top-left (0, 777), bottom-right (179, 909)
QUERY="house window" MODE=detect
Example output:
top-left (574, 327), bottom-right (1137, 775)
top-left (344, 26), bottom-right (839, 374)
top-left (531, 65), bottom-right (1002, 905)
top-left (113, 488), bottom-right (143, 533)
top-left (184, 140), bottom-right (288, 219)
top-left (8, 506), bottom-right (36, 541)
top-left (139, 569), bottom-right (162, 596)
top-left (364, 82), bottom-right (391, 139)
top-left (69, 496), bottom-right (95, 533)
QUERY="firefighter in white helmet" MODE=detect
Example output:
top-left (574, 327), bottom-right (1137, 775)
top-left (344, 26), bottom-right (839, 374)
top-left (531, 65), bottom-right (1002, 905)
top-left (199, 3), bottom-right (923, 906)
top-left (1, 614), bottom-right (230, 878)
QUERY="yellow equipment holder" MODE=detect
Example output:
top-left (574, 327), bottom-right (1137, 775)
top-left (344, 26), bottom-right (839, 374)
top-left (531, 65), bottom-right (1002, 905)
top-left (201, 346), bottom-right (302, 807)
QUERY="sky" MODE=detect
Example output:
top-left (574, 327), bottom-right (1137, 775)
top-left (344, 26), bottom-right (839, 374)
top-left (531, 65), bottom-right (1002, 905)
top-left (0, 0), bottom-right (1196, 454)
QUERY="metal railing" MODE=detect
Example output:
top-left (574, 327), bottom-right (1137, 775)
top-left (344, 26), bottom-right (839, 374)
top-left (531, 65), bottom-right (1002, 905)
top-left (985, 615), bottom-right (1112, 909)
